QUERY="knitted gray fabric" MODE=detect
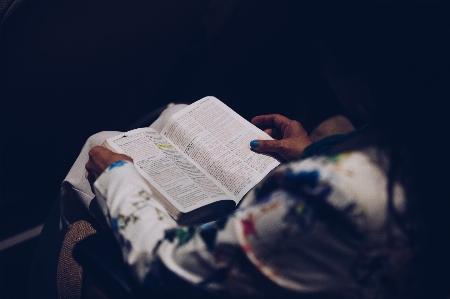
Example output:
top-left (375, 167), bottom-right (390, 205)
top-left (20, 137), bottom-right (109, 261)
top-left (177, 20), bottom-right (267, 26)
top-left (57, 220), bottom-right (96, 299)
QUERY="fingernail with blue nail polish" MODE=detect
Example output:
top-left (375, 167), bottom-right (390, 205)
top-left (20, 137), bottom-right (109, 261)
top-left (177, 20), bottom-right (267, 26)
top-left (250, 140), bottom-right (259, 148)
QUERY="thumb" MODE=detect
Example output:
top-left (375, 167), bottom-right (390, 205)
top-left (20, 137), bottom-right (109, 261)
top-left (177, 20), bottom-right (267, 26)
top-left (250, 139), bottom-right (284, 154)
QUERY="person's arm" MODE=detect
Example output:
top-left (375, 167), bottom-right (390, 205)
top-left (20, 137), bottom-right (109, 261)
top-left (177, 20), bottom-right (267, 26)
top-left (87, 146), bottom-right (368, 297)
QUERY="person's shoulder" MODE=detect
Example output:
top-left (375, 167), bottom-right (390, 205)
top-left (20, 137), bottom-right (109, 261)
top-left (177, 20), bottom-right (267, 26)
top-left (291, 146), bottom-right (390, 189)
top-left (287, 147), bottom-right (404, 229)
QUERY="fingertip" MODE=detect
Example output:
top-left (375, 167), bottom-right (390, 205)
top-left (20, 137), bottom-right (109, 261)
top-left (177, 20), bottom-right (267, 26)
top-left (250, 116), bottom-right (259, 124)
top-left (250, 140), bottom-right (259, 148)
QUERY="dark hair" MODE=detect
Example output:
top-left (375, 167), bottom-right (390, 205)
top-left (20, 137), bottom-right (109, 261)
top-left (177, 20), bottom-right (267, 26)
top-left (317, 2), bottom-right (450, 298)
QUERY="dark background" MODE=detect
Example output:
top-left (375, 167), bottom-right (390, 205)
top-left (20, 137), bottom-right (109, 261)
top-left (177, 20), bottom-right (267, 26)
top-left (1, 1), bottom-right (449, 298)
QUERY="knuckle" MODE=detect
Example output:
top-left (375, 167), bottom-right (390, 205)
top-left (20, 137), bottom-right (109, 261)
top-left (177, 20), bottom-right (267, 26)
top-left (268, 141), bottom-right (281, 151)
top-left (88, 146), bottom-right (102, 156)
top-left (278, 141), bottom-right (289, 151)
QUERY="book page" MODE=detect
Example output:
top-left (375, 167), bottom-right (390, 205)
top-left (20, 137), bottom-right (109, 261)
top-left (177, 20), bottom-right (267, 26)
top-left (104, 128), bottom-right (229, 213)
top-left (160, 96), bottom-right (280, 202)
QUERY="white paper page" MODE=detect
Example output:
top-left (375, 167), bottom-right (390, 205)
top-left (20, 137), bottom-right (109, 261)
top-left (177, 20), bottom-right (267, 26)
top-left (160, 96), bottom-right (280, 202)
top-left (105, 128), bottom-right (229, 213)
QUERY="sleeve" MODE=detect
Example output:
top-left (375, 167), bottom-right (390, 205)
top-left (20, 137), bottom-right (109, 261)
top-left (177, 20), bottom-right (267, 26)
top-left (93, 157), bottom-right (368, 297)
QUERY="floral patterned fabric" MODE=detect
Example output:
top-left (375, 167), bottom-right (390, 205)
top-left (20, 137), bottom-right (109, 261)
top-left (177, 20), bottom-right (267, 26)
top-left (93, 148), bottom-right (412, 298)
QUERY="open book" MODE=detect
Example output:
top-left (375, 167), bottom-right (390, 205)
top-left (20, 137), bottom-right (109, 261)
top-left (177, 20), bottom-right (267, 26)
top-left (103, 97), bottom-right (280, 224)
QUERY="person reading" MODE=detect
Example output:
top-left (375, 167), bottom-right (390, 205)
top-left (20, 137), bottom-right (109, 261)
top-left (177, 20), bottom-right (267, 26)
top-left (66, 14), bottom-right (449, 299)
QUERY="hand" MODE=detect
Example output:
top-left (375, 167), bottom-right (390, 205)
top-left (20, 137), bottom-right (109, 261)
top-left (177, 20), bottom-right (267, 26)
top-left (250, 114), bottom-right (312, 161)
top-left (85, 146), bottom-right (133, 183)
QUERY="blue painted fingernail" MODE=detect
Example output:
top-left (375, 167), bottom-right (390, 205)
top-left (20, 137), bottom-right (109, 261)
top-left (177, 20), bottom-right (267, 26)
top-left (250, 140), bottom-right (259, 148)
